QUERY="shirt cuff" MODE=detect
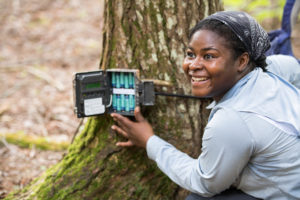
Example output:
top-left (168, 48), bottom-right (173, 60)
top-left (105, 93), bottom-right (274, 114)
top-left (146, 135), bottom-right (169, 161)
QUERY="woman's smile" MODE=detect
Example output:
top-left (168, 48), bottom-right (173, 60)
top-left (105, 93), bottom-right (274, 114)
top-left (191, 77), bottom-right (208, 82)
top-left (191, 76), bottom-right (209, 86)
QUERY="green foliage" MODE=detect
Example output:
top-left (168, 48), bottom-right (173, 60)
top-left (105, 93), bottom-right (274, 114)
top-left (223, 0), bottom-right (286, 23)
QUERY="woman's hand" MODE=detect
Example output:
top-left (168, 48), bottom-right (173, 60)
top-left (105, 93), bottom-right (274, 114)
top-left (110, 107), bottom-right (154, 148)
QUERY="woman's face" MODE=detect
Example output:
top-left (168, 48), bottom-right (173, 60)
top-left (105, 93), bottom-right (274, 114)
top-left (182, 29), bottom-right (244, 101)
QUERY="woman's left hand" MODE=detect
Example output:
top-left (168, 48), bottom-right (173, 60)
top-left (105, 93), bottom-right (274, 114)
top-left (111, 107), bottom-right (154, 148)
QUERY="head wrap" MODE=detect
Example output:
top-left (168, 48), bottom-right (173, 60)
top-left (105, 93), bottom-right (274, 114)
top-left (206, 11), bottom-right (270, 61)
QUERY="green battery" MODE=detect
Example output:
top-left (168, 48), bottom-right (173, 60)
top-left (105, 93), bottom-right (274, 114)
top-left (125, 95), bottom-right (130, 112)
top-left (120, 72), bottom-right (125, 88)
top-left (117, 94), bottom-right (121, 111)
top-left (129, 95), bottom-right (135, 111)
top-left (129, 73), bottom-right (134, 88)
top-left (111, 72), bottom-right (116, 87)
top-left (124, 73), bottom-right (129, 89)
top-left (116, 72), bottom-right (120, 88)
top-left (121, 94), bottom-right (125, 111)
top-left (112, 94), bottom-right (117, 111)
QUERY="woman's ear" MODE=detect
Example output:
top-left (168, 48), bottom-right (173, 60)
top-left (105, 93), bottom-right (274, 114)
top-left (237, 52), bottom-right (250, 73)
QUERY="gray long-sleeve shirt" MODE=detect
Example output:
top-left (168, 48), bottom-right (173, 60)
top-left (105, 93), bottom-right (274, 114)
top-left (146, 56), bottom-right (300, 199)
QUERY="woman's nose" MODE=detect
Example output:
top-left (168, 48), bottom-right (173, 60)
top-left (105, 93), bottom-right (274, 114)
top-left (189, 57), bottom-right (203, 70)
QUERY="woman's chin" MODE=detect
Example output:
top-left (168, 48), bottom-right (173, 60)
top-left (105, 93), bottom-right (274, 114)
top-left (191, 90), bottom-right (207, 98)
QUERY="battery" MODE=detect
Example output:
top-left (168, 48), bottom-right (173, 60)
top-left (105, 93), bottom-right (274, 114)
top-left (129, 72), bottom-right (134, 88)
top-left (124, 73), bottom-right (129, 89)
top-left (125, 95), bottom-right (130, 112)
top-left (112, 94), bottom-right (117, 111)
top-left (111, 72), bottom-right (116, 87)
top-left (116, 72), bottom-right (120, 88)
top-left (121, 94), bottom-right (125, 111)
top-left (120, 72), bottom-right (125, 88)
top-left (129, 95), bottom-right (135, 111)
top-left (117, 94), bottom-right (121, 111)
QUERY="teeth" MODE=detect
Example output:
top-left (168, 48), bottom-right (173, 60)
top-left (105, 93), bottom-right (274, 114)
top-left (192, 77), bottom-right (208, 81)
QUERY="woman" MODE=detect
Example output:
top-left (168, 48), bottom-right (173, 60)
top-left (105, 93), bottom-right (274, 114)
top-left (111, 11), bottom-right (300, 199)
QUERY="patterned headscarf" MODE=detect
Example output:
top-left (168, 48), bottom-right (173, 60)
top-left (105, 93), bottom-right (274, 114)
top-left (206, 11), bottom-right (270, 61)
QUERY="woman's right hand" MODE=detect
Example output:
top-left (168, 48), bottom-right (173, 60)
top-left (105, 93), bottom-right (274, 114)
top-left (111, 107), bottom-right (154, 148)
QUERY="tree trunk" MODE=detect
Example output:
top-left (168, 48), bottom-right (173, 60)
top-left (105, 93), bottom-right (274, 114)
top-left (6, 1), bottom-right (222, 199)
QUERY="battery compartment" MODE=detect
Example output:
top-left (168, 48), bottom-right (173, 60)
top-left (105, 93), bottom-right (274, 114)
top-left (107, 69), bottom-right (139, 116)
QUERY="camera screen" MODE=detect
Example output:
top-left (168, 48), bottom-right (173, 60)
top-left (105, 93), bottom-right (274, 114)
top-left (85, 82), bottom-right (101, 89)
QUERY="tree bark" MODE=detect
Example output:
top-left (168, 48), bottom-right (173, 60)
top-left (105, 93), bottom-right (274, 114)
top-left (6, 1), bottom-right (222, 199)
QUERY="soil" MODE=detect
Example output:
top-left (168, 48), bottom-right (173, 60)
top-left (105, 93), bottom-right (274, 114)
top-left (0, 0), bottom-right (103, 197)
top-left (0, 1), bottom-right (299, 198)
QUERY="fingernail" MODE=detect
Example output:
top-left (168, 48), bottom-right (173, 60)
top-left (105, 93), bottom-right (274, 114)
top-left (111, 125), bottom-right (115, 130)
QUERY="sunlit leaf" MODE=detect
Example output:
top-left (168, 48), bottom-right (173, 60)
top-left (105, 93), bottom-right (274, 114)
top-left (247, 0), bottom-right (270, 12)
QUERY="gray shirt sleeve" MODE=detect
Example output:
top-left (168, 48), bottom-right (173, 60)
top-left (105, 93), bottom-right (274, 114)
top-left (146, 108), bottom-right (254, 196)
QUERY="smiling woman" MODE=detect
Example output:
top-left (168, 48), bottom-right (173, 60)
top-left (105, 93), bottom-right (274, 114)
top-left (111, 11), bottom-right (300, 200)
top-left (182, 29), bottom-right (246, 101)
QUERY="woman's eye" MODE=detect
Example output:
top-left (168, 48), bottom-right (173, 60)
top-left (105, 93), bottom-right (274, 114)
top-left (204, 54), bottom-right (214, 60)
top-left (186, 52), bottom-right (195, 58)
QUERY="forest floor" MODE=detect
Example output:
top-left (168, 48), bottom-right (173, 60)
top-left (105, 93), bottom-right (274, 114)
top-left (0, 1), bottom-right (299, 198)
top-left (0, 0), bottom-right (103, 197)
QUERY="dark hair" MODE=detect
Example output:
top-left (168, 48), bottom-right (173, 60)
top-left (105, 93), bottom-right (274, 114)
top-left (189, 19), bottom-right (268, 71)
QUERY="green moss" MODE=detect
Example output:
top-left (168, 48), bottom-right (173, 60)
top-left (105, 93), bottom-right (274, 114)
top-left (0, 132), bottom-right (69, 151)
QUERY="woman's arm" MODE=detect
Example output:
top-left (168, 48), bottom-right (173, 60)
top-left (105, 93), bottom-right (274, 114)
top-left (112, 107), bottom-right (254, 196)
top-left (146, 108), bottom-right (254, 196)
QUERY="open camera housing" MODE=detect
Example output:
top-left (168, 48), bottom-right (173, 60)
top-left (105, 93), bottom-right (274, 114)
top-left (73, 69), bottom-right (154, 118)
